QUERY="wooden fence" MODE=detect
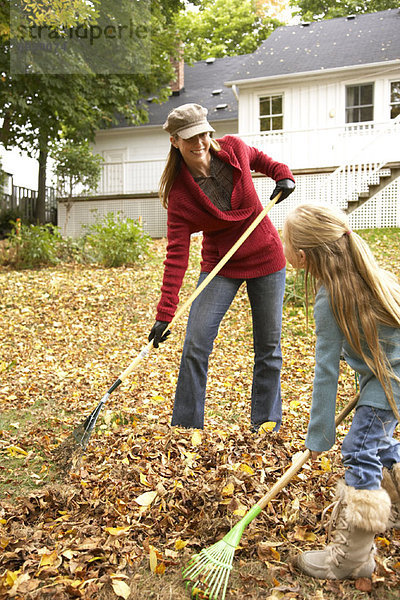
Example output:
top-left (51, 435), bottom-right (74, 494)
top-left (0, 185), bottom-right (57, 225)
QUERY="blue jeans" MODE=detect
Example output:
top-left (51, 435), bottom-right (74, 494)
top-left (171, 268), bottom-right (286, 430)
top-left (342, 405), bottom-right (400, 490)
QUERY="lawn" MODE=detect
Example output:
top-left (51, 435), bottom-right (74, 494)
top-left (0, 229), bottom-right (399, 600)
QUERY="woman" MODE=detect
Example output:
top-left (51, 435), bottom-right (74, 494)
top-left (149, 103), bottom-right (295, 431)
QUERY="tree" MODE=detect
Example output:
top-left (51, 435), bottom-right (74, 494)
top-left (0, 0), bottom-right (187, 223)
top-left (289, 0), bottom-right (399, 21)
top-left (177, 0), bottom-right (283, 61)
top-left (51, 139), bottom-right (103, 235)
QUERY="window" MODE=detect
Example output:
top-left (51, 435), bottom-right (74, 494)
top-left (345, 84), bottom-right (374, 123)
top-left (390, 81), bottom-right (400, 119)
top-left (259, 95), bottom-right (283, 131)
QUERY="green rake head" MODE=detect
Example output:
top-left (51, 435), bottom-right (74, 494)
top-left (182, 505), bottom-right (262, 600)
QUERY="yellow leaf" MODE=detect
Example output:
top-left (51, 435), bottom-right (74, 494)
top-left (6, 445), bottom-right (28, 457)
top-left (222, 482), bottom-right (235, 497)
top-left (155, 562), bottom-right (166, 575)
top-left (105, 526), bottom-right (131, 536)
top-left (289, 400), bottom-right (301, 409)
top-left (0, 536), bottom-right (10, 549)
top-left (376, 536), bottom-right (390, 547)
top-left (293, 526), bottom-right (317, 542)
top-left (174, 538), bottom-right (189, 550)
top-left (39, 550), bottom-right (58, 567)
top-left (134, 491), bottom-right (157, 506)
top-left (5, 570), bottom-right (19, 587)
top-left (233, 502), bottom-right (247, 516)
top-left (149, 546), bottom-right (157, 573)
top-left (121, 457), bottom-right (129, 465)
top-left (191, 430), bottom-right (202, 446)
top-left (140, 473), bottom-right (150, 486)
top-left (111, 579), bottom-right (131, 599)
top-left (269, 547), bottom-right (281, 561)
top-left (239, 463), bottom-right (254, 475)
top-left (258, 421), bottom-right (276, 433)
top-left (320, 457), bottom-right (331, 472)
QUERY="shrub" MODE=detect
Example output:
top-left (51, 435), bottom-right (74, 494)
top-left (0, 208), bottom-right (26, 239)
top-left (4, 220), bottom-right (63, 268)
top-left (83, 212), bottom-right (151, 267)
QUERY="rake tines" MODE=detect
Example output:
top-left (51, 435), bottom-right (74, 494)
top-left (183, 539), bottom-right (235, 599)
top-left (183, 505), bottom-right (262, 600)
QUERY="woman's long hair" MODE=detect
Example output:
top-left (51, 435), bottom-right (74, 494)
top-left (158, 136), bottom-right (221, 208)
top-left (283, 203), bottom-right (400, 419)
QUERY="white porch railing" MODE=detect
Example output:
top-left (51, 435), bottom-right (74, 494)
top-left (93, 120), bottom-right (400, 197)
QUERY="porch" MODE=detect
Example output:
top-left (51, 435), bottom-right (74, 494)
top-left (95, 120), bottom-right (399, 196)
top-left (58, 119), bottom-right (400, 237)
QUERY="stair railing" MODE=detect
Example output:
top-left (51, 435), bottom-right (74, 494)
top-left (319, 114), bottom-right (400, 210)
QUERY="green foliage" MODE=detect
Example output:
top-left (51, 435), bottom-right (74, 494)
top-left (83, 212), bottom-right (152, 267)
top-left (289, 0), bottom-right (399, 21)
top-left (177, 0), bottom-right (283, 60)
top-left (0, 0), bottom-right (186, 222)
top-left (284, 269), bottom-right (307, 309)
top-left (5, 221), bottom-right (63, 268)
top-left (0, 207), bottom-right (26, 239)
top-left (51, 140), bottom-right (103, 199)
top-left (0, 158), bottom-right (6, 196)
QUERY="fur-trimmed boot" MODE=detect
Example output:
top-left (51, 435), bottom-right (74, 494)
top-left (381, 463), bottom-right (400, 529)
top-left (293, 480), bottom-right (391, 579)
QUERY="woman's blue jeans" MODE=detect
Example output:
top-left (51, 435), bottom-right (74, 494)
top-left (342, 405), bottom-right (400, 490)
top-left (171, 268), bottom-right (286, 430)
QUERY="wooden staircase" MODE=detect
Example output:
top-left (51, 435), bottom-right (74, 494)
top-left (346, 162), bottom-right (400, 214)
top-left (321, 114), bottom-right (400, 214)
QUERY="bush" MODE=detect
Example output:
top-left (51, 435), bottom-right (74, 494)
top-left (83, 212), bottom-right (151, 267)
top-left (0, 208), bottom-right (26, 239)
top-left (4, 220), bottom-right (63, 268)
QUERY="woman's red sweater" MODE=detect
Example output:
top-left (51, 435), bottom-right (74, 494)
top-left (156, 135), bottom-right (294, 322)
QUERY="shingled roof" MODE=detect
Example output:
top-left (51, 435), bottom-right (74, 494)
top-left (226, 8), bottom-right (400, 84)
top-left (115, 53), bottom-right (249, 129)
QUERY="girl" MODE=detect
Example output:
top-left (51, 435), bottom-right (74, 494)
top-left (282, 203), bottom-right (400, 580)
top-left (148, 103), bottom-right (295, 431)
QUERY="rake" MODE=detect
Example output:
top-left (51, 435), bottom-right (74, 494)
top-left (183, 393), bottom-right (359, 600)
top-left (55, 193), bottom-right (282, 466)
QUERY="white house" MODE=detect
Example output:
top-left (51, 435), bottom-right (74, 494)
top-left (58, 9), bottom-right (400, 237)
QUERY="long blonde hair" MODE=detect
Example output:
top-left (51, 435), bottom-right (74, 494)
top-left (283, 203), bottom-right (400, 419)
top-left (158, 136), bottom-right (221, 208)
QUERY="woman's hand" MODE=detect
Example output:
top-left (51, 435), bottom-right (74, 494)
top-left (148, 320), bottom-right (171, 348)
top-left (270, 178), bottom-right (295, 203)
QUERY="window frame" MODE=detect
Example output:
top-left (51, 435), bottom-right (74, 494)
top-left (345, 83), bottom-right (374, 124)
top-left (258, 93), bottom-right (284, 132)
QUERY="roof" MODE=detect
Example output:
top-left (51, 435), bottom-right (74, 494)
top-left (114, 54), bottom-right (250, 129)
top-left (226, 8), bottom-right (400, 84)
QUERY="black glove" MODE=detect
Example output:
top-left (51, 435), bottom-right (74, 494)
top-left (148, 320), bottom-right (171, 348)
top-left (270, 178), bottom-right (295, 203)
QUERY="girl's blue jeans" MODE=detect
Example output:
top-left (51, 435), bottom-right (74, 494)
top-left (171, 268), bottom-right (286, 430)
top-left (342, 404), bottom-right (400, 490)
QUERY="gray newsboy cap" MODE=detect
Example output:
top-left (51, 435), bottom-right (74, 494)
top-left (163, 103), bottom-right (215, 139)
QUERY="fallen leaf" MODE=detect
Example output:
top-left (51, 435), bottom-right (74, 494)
top-left (112, 579), bottom-right (131, 599)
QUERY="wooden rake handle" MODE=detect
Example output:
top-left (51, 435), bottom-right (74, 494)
top-left (118, 192), bottom-right (282, 383)
top-left (255, 393), bottom-right (360, 511)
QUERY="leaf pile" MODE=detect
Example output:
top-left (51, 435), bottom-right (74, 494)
top-left (1, 232), bottom-right (400, 600)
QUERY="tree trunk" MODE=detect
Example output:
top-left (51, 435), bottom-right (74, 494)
top-left (35, 137), bottom-right (48, 224)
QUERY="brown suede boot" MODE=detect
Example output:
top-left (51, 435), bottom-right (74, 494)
top-left (293, 481), bottom-right (391, 579)
top-left (381, 463), bottom-right (400, 529)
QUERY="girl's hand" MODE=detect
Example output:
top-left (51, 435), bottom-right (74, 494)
top-left (311, 450), bottom-right (322, 461)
